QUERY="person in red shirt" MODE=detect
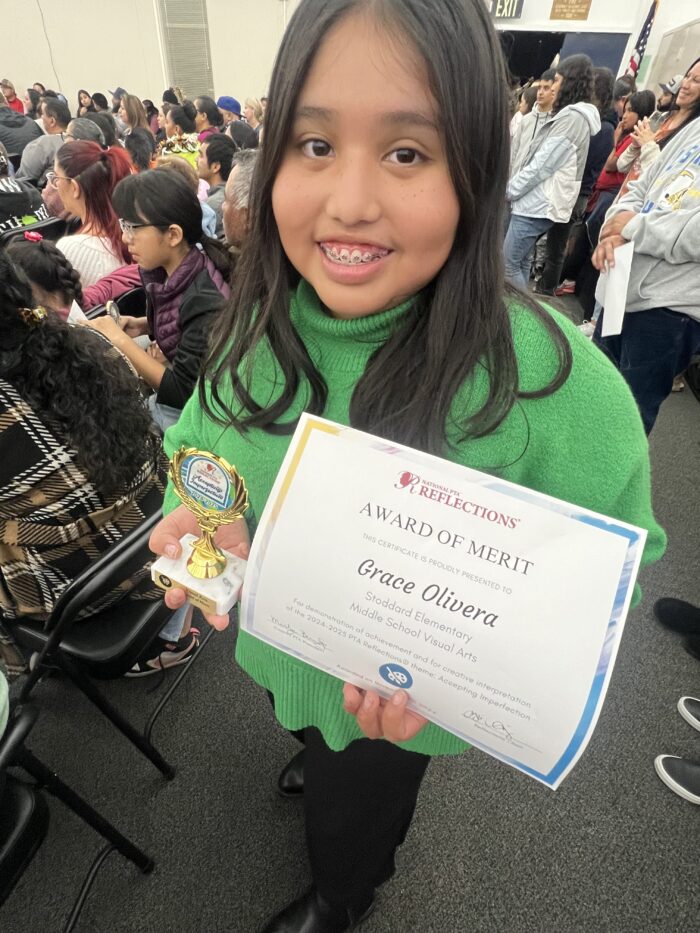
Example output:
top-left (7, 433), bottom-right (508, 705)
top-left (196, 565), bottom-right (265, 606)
top-left (0, 80), bottom-right (25, 115)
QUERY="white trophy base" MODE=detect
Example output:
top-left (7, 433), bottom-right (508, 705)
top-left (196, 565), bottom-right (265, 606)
top-left (151, 534), bottom-right (247, 616)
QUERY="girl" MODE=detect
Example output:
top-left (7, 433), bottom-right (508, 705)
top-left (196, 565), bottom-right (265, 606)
top-left (76, 89), bottom-right (95, 117)
top-left (142, 98), bottom-right (160, 136)
top-left (118, 93), bottom-right (152, 136)
top-left (6, 235), bottom-right (84, 318)
top-left (23, 87), bottom-right (41, 120)
top-left (150, 1), bottom-right (665, 930)
top-left (49, 140), bottom-right (132, 286)
top-left (86, 170), bottom-right (231, 431)
top-left (158, 102), bottom-right (199, 168)
top-left (0, 255), bottom-right (197, 675)
top-left (194, 95), bottom-right (223, 141)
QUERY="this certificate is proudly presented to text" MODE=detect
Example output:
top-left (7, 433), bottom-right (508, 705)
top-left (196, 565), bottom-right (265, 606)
top-left (240, 415), bottom-right (647, 788)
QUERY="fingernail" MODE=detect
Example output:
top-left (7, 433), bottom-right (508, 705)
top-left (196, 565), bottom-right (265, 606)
top-left (165, 544), bottom-right (178, 559)
top-left (392, 692), bottom-right (405, 706)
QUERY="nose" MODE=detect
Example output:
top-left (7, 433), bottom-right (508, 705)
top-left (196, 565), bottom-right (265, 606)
top-left (325, 151), bottom-right (382, 228)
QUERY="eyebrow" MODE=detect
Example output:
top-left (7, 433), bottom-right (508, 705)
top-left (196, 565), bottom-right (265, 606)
top-left (295, 105), bottom-right (439, 131)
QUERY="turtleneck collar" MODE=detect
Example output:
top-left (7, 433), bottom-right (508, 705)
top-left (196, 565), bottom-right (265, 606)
top-left (289, 279), bottom-right (416, 371)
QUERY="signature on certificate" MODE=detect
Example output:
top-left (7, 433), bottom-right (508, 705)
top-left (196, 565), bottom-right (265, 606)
top-left (462, 709), bottom-right (518, 744)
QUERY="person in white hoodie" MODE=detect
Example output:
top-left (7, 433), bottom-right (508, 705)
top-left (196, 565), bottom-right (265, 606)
top-left (504, 54), bottom-right (600, 289)
top-left (510, 68), bottom-right (556, 177)
top-left (592, 107), bottom-right (700, 434)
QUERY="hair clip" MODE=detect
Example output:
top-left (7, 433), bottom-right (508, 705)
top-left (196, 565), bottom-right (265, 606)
top-left (18, 306), bottom-right (48, 325)
top-left (23, 230), bottom-right (43, 242)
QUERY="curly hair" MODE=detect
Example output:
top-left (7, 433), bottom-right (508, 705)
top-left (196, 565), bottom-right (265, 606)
top-left (0, 251), bottom-right (159, 499)
top-left (554, 54), bottom-right (594, 114)
top-left (6, 238), bottom-right (84, 308)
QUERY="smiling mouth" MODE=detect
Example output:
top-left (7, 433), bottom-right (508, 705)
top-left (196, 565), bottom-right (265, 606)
top-left (319, 242), bottom-right (391, 266)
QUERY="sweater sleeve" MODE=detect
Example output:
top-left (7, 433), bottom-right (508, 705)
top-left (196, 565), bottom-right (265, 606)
top-left (81, 264), bottom-right (142, 310)
top-left (155, 279), bottom-right (224, 410)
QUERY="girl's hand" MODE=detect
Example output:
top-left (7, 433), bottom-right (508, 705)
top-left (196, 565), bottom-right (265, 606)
top-left (149, 504), bottom-right (251, 631)
top-left (119, 314), bottom-right (148, 337)
top-left (631, 118), bottom-right (655, 147)
top-left (343, 683), bottom-right (429, 743)
top-left (84, 314), bottom-right (129, 349)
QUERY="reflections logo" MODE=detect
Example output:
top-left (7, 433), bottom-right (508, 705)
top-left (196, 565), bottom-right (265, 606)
top-left (393, 470), bottom-right (521, 529)
top-left (395, 471), bottom-right (420, 490)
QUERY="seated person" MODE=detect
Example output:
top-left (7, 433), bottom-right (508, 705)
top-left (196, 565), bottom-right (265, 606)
top-left (155, 155), bottom-right (217, 239)
top-left (197, 134), bottom-right (237, 239)
top-left (50, 140), bottom-right (132, 286)
top-left (0, 253), bottom-right (197, 675)
top-left (15, 97), bottom-right (70, 187)
top-left (0, 143), bottom-right (48, 234)
top-left (86, 170), bottom-right (231, 431)
top-left (6, 235), bottom-right (83, 318)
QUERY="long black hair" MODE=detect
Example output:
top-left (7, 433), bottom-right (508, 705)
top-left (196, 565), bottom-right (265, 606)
top-left (659, 57), bottom-right (700, 150)
top-left (554, 54), bottom-right (594, 114)
top-left (0, 252), bottom-right (158, 498)
top-left (203, 0), bottom-right (572, 455)
top-left (112, 170), bottom-right (232, 277)
top-left (195, 95), bottom-right (224, 128)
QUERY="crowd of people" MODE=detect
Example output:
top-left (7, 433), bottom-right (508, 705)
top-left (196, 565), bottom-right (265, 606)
top-left (0, 0), bottom-right (697, 929)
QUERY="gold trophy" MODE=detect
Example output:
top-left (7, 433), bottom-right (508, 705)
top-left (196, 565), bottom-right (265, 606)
top-left (151, 447), bottom-right (249, 615)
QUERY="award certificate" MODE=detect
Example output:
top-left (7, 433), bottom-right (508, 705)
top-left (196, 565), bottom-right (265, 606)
top-left (240, 415), bottom-right (647, 789)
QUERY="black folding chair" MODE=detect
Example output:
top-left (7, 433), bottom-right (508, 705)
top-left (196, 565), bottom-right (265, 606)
top-left (7, 153), bottom-right (21, 172)
top-left (0, 701), bottom-right (153, 931)
top-left (115, 287), bottom-right (147, 317)
top-left (9, 511), bottom-right (210, 780)
top-left (0, 216), bottom-right (69, 247)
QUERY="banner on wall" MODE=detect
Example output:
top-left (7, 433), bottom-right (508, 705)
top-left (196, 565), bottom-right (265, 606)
top-left (550, 0), bottom-right (593, 20)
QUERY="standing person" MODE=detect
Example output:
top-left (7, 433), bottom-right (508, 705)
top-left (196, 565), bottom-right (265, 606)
top-left (510, 68), bottom-right (556, 176)
top-left (158, 103), bottom-right (200, 168)
top-left (612, 76), bottom-right (635, 119)
top-left (0, 79), bottom-right (24, 114)
top-left (509, 85), bottom-right (537, 153)
top-left (194, 95), bottom-right (223, 141)
top-left (15, 97), bottom-right (71, 186)
top-left (124, 127), bottom-right (156, 172)
top-left (243, 97), bottom-right (263, 135)
top-left (592, 115), bottom-right (700, 434)
top-left (216, 95), bottom-right (242, 127)
top-left (142, 99), bottom-right (160, 136)
top-left (22, 88), bottom-right (41, 120)
top-left (504, 54), bottom-right (600, 289)
top-left (85, 170), bottom-right (231, 430)
top-left (118, 93), bottom-right (151, 136)
top-left (148, 2), bottom-right (664, 930)
top-left (196, 133), bottom-right (236, 237)
top-left (110, 87), bottom-right (128, 136)
top-left (49, 140), bottom-right (132, 285)
top-left (76, 89), bottom-right (95, 117)
top-left (92, 92), bottom-right (110, 113)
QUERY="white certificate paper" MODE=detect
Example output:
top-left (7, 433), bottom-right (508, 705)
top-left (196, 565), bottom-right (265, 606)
top-left (240, 415), bottom-right (647, 789)
top-left (594, 240), bottom-right (634, 337)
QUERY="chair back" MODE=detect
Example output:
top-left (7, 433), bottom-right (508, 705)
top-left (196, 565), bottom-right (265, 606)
top-left (0, 216), bottom-right (69, 247)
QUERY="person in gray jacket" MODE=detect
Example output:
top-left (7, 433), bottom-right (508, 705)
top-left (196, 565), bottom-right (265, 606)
top-left (592, 111), bottom-right (700, 434)
top-left (504, 54), bottom-right (600, 289)
top-left (0, 93), bottom-right (42, 156)
top-left (15, 98), bottom-right (70, 187)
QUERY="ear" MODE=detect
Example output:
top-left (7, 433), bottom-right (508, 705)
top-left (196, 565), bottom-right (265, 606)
top-left (209, 160), bottom-right (221, 176)
top-left (167, 224), bottom-right (185, 247)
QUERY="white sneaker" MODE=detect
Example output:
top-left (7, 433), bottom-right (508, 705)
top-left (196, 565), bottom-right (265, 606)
top-left (678, 696), bottom-right (700, 733)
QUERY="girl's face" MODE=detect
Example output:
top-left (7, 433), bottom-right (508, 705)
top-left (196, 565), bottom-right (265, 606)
top-left (677, 61), bottom-right (700, 110)
top-left (244, 104), bottom-right (255, 124)
top-left (272, 12), bottom-right (459, 320)
top-left (80, 92), bottom-right (91, 106)
top-left (119, 103), bottom-right (128, 125)
top-left (620, 102), bottom-right (641, 132)
top-left (121, 221), bottom-right (182, 271)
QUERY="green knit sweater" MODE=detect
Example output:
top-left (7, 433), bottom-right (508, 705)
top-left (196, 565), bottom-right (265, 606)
top-left (164, 280), bottom-right (666, 756)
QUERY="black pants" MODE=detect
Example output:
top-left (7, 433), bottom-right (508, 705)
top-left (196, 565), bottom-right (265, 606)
top-left (271, 690), bottom-right (431, 912)
top-left (539, 194), bottom-right (589, 294)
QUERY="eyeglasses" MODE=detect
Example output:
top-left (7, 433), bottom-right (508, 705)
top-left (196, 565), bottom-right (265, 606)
top-left (45, 171), bottom-right (72, 188)
top-left (118, 219), bottom-right (167, 238)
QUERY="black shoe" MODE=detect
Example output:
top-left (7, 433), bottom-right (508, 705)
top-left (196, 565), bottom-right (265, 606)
top-left (654, 755), bottom-right (700, 804)
top-left (258, 886), bottom-right (375, 933)
top-left (277, 749), bottom-right (305, 797)
top-left (684, 634), bottom-right (700, 662)
top-left (678, 697), bottom-right (700, 732)
top-left (653, 598), bottom-right (700, 635)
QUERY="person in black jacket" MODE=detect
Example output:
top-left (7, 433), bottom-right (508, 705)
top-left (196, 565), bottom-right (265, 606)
top-left (84, 170), bottom-right (232, 431)
top-left (0, 94), bottom-right (42, 157)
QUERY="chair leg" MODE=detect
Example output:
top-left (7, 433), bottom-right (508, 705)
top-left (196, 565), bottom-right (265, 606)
top-left (14, 746), bottom-right (154, 873)
top-left (56, 652), bottom-right (176, 779)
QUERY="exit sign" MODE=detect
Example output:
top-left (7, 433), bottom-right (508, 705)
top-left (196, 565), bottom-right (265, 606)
top-left (492, 0), bottom-right (525, 18)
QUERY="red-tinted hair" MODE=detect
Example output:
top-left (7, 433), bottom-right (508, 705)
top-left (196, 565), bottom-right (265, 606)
top-left (56, 141), bottom-right (132, 262)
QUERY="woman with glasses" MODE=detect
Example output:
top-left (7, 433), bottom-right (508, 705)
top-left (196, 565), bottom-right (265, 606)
top-left (49, 140), bottom-right (132, 286)
top-left (85, 169), bottom-right (232, 430)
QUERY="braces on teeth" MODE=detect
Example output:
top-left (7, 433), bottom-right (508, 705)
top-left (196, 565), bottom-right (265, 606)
top-left (322, 245), bottom-right (388, 264)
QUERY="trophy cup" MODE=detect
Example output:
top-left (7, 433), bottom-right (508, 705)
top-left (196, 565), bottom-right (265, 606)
top-left (151, 447), bottom-right (249, 615)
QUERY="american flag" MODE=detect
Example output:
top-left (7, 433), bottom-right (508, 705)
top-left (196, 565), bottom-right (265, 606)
top-left (625, 0), bottom-right (658, 77)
